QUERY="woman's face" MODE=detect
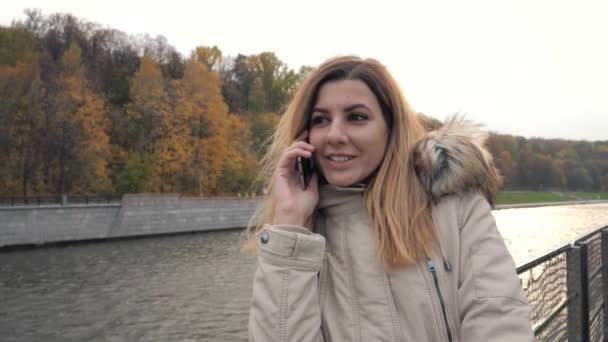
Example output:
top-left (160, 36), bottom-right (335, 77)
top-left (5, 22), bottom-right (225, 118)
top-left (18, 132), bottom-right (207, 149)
top-left (309, 79), bottom-right (390, 187)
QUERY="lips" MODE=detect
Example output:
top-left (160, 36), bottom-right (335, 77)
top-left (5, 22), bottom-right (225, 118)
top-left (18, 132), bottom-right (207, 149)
top-left (324, 154), bottom-right (356, 170)
top-left (328, 156), bottom-right (353, 162)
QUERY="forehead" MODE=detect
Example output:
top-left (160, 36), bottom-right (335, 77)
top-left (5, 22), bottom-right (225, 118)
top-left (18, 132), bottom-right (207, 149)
top-left (314, 79), bottom-right (380, 109)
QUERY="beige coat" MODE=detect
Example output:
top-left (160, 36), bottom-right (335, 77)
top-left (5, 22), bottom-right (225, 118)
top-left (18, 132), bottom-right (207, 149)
top-left (249, 118), bottom-right (535, 341)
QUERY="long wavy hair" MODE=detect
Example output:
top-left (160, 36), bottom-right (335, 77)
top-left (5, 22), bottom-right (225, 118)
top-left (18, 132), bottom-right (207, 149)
top-left (246, 56), bottom-right (437, 267)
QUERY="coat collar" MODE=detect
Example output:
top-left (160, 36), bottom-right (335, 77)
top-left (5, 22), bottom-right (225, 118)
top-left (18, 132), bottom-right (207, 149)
top-left (413, 115), bottom-right (502, 206)
top-left (317, 184), bottom-right (366, 216)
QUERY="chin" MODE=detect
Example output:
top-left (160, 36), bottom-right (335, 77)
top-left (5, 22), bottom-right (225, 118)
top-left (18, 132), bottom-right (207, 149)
top-left (329, 181), bottom-right (353, 187)
top-left (325, 175), bottom-right (360, 187)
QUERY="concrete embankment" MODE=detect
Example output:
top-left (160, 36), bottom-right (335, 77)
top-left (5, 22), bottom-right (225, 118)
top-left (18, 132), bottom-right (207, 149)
top-left (494, 200), bottom-right (608, 210)
top-left (2, 193), bottom-right (606, 249)
top-left (0, 194), bottom-right (258, 248)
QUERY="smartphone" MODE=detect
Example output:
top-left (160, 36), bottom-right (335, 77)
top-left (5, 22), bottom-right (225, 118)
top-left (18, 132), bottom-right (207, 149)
top-left (295, 155), bottom-right (315, 190)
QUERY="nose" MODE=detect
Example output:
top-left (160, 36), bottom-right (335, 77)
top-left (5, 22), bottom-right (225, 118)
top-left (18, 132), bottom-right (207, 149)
top-left (326, 120), bottom-right (348, 145)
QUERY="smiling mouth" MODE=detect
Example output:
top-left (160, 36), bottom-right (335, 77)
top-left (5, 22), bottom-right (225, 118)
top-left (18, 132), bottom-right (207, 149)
top-left (328, 156), bottom-right (354, 162)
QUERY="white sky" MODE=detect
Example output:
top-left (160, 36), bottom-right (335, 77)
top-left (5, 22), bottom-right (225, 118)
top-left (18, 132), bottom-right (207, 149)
top-left (2, 0), bottom-right (607, 141)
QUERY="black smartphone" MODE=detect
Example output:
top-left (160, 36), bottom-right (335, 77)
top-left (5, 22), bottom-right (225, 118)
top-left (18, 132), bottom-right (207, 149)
top-left (295, 155), bottom-right (315, 190)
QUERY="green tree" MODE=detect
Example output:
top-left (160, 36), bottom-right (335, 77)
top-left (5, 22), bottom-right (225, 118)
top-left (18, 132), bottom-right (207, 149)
top-left (250, 111), bottom-right (279, 158)
top-left (115, 155), bottom-right (152, 193)
top-left (568, 166), bottom-right (593, 190)
top-left (248, 52), bottom-right (299, 113)
top-left (601, 173), bottom-right (608, 191)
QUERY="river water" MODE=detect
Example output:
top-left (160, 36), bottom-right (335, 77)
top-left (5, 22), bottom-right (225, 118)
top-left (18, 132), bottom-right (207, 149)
top-left (1, 203), bottom-right (607, 341)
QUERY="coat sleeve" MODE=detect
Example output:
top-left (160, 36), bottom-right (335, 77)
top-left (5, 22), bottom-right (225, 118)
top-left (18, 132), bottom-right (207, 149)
top-left (249, 224), bottom-right (326, 342)
top-left (457, 194), bottom-right (536, 342)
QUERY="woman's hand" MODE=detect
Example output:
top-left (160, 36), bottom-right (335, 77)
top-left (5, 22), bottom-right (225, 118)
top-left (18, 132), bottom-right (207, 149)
top-left (272, 131), bottom-right (319, 229)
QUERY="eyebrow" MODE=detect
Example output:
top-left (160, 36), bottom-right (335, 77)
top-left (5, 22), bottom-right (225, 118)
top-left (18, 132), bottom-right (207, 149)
top-left (312, 103), bottom-right (371, 114)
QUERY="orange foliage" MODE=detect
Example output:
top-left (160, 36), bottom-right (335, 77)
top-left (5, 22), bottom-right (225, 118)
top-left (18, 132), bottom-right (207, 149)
top-left (57, 42), bottom-right (110, 193)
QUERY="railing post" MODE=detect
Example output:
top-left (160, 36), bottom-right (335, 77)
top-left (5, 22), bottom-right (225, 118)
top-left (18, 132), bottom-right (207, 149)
top-left (568, 245), bottom-right (583, 342)
top-left (578, 242), bottom-right (590, 342)
top-left (576, 241), bottom-right (590, 342)
top-left (568, 243), bottom-right (591, 342)
top-left (602, 229), bottom-right (608, 340)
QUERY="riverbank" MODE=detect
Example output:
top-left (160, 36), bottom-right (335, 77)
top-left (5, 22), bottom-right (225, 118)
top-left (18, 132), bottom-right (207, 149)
top-left (0, 194), bottom-right (257, 249)
top-left (1, 192), bottom-right (607, 249)
top-left (496, 191), bottom-right (608, 205)
top-left (494, 199), bottom-right (608, 210)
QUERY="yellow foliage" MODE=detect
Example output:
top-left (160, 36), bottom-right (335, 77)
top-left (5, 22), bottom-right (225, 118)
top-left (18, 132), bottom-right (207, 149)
top-left (191, 46), bottom-right (222, 70)
top-left (173, 58), bottom-right (233, 194)
top-left (56, 42), bottom-right (111, 193)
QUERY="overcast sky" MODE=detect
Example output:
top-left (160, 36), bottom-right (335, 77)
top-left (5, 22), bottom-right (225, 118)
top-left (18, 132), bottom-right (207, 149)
top-left (2, 0), bottom-right (607, 141)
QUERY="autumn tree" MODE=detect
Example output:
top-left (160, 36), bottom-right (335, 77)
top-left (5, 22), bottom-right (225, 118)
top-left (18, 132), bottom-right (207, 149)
top-left (126, 55), bottom-right (173, 191)
top-left (176, 57), bottom-right (230, 194)
top-left (51, 42), bottom-right (110, 194)
top-left (217, 114), bottom-right (258, 194)
top-left (191, 45), bottom-right (222, 71)
top-left (4, 9), bottom-right (605, 197)
top-left (495, 150), bottom-right (516, 187)
top-left (0, 27), bottom-right (44, 196)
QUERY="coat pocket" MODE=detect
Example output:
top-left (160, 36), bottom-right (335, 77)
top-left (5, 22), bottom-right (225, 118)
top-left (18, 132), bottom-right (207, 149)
top-left (470, 240), bottom-right (528, 303)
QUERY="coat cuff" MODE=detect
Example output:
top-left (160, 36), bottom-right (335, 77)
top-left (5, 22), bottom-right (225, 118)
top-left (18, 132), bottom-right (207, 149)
top-left (257, 224), bottom-right (325, 268)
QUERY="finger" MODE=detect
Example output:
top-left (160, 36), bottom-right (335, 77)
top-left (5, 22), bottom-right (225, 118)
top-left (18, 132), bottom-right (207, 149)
top-left (288, 140), bottom-right (315, 152)
top-left (276, 148), bottom-right (313, 170)
top-left (307, 172), bottom-right (319, 192)
top-left (295, 130), bottom-right (309, 142)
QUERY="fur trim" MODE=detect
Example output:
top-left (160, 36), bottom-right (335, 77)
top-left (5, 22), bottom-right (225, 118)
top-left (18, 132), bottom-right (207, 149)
top-left (413, 115), bottom-right (502, 206)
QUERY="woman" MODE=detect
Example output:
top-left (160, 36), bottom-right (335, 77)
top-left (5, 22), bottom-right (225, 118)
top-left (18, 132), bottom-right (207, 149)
top-left (247, 56), bottom-right (534, 342)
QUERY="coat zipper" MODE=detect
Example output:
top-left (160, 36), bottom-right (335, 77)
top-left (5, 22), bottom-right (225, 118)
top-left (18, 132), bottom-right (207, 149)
top-left (426, 259), bottom-right (453, 342)
top-left (318, 253), bottom-right (330, 340)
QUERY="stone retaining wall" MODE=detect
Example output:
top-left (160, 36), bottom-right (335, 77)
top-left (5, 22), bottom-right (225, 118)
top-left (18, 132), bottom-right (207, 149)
top-left (0, 194), bottom-right (259, 248)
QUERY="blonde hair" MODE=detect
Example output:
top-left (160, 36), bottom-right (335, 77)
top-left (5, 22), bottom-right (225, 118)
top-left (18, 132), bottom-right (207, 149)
top-left (246, 56), bottom-right (437, 267)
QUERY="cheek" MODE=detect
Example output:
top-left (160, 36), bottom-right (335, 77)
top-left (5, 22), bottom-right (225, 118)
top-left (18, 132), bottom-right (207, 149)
top-left (365, 134), bottom-right (389, 167)
top-left (309, 130), bottom-right (323, 149)
top-left (363, 127), bottom-right (388, 152)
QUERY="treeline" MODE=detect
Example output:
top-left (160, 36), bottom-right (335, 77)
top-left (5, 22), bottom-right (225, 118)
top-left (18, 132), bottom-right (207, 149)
top-left (1, 9), bottom-right (310, 197)
top-left (1, 10), bottom-right (606, 197)
top-left (487, 135), bottom-right (608, 191)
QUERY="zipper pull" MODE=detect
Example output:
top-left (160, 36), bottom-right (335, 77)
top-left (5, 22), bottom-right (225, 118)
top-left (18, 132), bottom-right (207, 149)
top-left (443, 259), bottom-right (452, 272)
top-left (426, 258), bottom-right (436, 272)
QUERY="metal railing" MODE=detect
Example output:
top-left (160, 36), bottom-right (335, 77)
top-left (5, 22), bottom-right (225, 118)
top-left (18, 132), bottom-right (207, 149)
top-left (517, 224), bottom-right (608, 341)
top-left (0, 195), bottom-right (122, 206)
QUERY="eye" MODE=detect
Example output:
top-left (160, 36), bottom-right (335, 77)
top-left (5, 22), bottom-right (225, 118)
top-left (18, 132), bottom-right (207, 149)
top-left (311, 115), bottom-right (329, 126)
top-left (348, 112), bottom-right (369, 122)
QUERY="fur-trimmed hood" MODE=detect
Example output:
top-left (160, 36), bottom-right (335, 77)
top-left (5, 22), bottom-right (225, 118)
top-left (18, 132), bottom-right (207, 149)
top-left (413, 114), bottom-right (502, 206)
